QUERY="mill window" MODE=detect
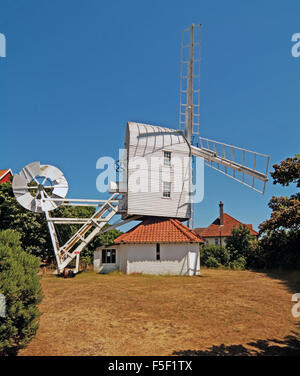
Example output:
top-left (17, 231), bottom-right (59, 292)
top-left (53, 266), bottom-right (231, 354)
top-left (164, 151), bottom-right (171, 167)
top-left (163, 181), bottom-right (171, 198)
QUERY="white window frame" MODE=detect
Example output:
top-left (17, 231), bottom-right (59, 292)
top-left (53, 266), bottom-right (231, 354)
top-left (162, 181), bottom-right (171, 198)
top-left (163, 151), bottom-right (171, 167)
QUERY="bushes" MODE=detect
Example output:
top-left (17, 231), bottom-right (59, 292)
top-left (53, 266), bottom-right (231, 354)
top-left (200, 225), bottom-right (256, 270)
top-left (201, 218), bottom-right (300, 271)
top-left (0, 230), bottom-right (42, 355)
top-left (200, 245), bottom-right (230, 268)
top-left (200, 228), bottom-right (300, 271)
top-left (226, 225), bottom-right (254, 267)
top-left (228, 257), bottom-right (247, 270)
top-left (258, 230), bottom-right (300, 269)
top-left (200, 244), bottom-right (249, 270)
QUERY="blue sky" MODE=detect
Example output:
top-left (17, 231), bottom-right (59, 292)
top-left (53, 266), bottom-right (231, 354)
top-left (0, 0), bottom-right (299, 231)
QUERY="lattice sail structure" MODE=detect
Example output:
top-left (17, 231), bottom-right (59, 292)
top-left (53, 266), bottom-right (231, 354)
top-left (179, 24), bottom-right (201, 140)
top-left (179, 24), bottom-right (270, 195)
top-left (191, 138), bottom-right (270, 194)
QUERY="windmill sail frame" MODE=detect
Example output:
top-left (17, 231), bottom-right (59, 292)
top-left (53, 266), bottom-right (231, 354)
top-left (178, 24), bottom-right (270, 196)
top-left (191, 137), bottom-right (270, 194)
top-left (179, 24), bottom-right (201, 142)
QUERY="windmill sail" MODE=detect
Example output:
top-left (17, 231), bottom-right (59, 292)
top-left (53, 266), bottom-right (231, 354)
top-left (191, 137), bottom-right (270, 193)
top-left (178, 24), bottom-right (270, 195)
top-left (179, 24), bottom-right (201, 143)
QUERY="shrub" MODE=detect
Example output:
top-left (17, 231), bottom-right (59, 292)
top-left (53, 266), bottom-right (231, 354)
top-left (225, 225), bottom-right (254, 262)
top-left (0, 230), bottom-right (42, 355)
top-left (258, 230), bottom-right (300, 269)
top-left (246, 240), bottom-right (266, 269)
top-left (79, 255), bottom-right (93, 270)
top-left (229, 256), bottom-right (247, 270)
top-left (200, 243), bottom-right (249, 270)
top-left (200, 245), bottom-right (230, 268)
top-left (204, 256), bottom-right (222, 268)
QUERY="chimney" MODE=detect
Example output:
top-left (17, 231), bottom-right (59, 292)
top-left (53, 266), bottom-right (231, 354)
top-left (219, 201), bottom-right (224, 226)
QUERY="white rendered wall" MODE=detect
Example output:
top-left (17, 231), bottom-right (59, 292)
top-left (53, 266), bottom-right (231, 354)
top-left (94, 248), bottom-right (119, 274)
top-left (118, 243), bottom-right (200, 275)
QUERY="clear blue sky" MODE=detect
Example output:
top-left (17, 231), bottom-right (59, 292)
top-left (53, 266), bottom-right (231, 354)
top-left (1, 0), bottom-right (299, 231)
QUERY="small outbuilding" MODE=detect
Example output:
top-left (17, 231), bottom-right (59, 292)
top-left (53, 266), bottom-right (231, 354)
top-left (94, 217), bottom-right (204, 275)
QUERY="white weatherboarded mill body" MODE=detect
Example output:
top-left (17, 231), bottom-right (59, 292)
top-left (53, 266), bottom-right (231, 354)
top-left (111, 122), bottom-right (192, 220)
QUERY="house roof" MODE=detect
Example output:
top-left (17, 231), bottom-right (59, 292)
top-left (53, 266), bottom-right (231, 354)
top-left (0, 169), bottom-right (12, 180)
top-left (195, 213), bottom-right (258, 237)
top-left (194, 227), bottom-right (206, 235)
top-left (114, 217), bottom-right (204, 244)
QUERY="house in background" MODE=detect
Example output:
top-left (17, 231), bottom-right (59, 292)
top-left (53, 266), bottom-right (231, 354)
top-left (0, 169), bottom-right (12, 184)
top-left (94, 216), bottom-right (204, 275)
top-left (194, 201), bottom-right (258, 246)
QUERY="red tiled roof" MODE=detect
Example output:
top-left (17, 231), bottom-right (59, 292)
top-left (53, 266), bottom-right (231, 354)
top-left (194, 227), bottom-right (206, 236)
top-left (199, 213), bottom-right (258, 237)
top-left (114, 217), bottom-right (204, 244)
top-left (0, 169), bottom-right (12, 182)
top-left (0, 169), bottom-right (10, 177)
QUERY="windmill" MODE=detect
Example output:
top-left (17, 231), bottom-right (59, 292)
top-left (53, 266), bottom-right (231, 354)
top-left (178, 24), bottom-right (269, 226)
top-left (12, 24), bottom-right (270, 275)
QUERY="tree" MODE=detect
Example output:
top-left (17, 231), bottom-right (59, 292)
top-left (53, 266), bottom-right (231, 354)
top-left (225, 225), bottom-right (255, 269)
top-left (270, 156), bottom-right (300, 188)
top-left (259, 155), bottom-right (300, 234)
top-left (0, 229), bottom-right (42, 355)
top-left (0, 182), bottom-right (53, 260)
top-left (259, 194), bottom-right (300, 233)
top-left (259, 155), bottom-right (300, 268)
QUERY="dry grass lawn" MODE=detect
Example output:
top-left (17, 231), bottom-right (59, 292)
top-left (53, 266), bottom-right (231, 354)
top-left (19, 269), bottom-right (300, 356)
